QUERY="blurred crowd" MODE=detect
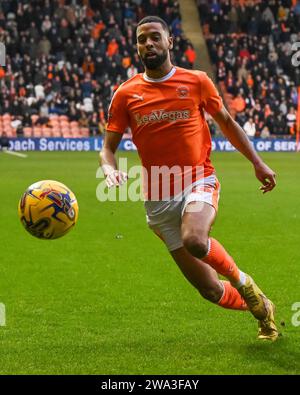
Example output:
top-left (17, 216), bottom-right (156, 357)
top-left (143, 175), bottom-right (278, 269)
top-left (197, 0), bottom-right (300, 137)
top-left (1, 0), bottom-right (298, 139)
top-left (0, 0), bottom-right (195, 137)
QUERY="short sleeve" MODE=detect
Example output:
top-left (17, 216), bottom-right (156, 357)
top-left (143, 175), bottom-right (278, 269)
top-left (106, 87), bottom-right (130, 133)
top-left (199, 73), bottom-right (223, 116)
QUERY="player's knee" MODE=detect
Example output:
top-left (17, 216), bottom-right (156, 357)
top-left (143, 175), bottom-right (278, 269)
top-left (199, 284), bottom-right (222, 303)
top-left (182, 233), bottom-right (208, 258)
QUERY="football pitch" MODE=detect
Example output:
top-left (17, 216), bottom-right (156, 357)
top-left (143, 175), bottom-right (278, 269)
top-left (0, 150), bottom-right (300, 375)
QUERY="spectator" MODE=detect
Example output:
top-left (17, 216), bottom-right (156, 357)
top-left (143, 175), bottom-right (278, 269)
top-left (89, 112), bottom-right (101, 136)
top-left (243, 118), bottom-right (256, 137)
top-left (216, 61), bottom-right (226, 81)
top-left (260, 127), bottom-right (270, 139)
top-left (184, 44), bottom-right (196, 67)
top-left (0, 132), bottom-right (10, 150)
top-left (232, 93), bottom-right (246, 113)
top-left (78, 111), bottom-right (89, 128)
top-left (107, 38), bottom-right (119, 57)
top-left (273, 114), bottom-right (288, 135)
top-left (286, 107), bottom-right (297, 134)
top-left (127, 64), bottom-right (138, 79)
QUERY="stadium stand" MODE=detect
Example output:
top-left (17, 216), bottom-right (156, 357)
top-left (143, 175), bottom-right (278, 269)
top-left (0, 0), bottom-right (195, 138)
top-left (197, 0), bottom-right (300, 138)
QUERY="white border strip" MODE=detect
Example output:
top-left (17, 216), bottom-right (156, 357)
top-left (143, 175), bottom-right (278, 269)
top-left (3, 150), bottom-right (27, 158)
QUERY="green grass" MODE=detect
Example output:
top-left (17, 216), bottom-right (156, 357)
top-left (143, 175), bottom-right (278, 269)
top-left (0, 150), bottom-right (300, 374)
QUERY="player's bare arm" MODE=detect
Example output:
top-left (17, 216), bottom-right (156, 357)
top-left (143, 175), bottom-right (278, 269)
top-left (100, 131), bottom-right (128, 188)
top-left (213, 106), bottom-right (276, 194)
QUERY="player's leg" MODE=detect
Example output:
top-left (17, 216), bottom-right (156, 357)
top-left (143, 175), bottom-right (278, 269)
top-left (181, 200), bottom-right (278, 340)
top-left (145, 198), bottom-right (277, 338)
top-left (181, 202), bottom-right (243, 285)
top-left (145, 201), bottom-right (247, 311)
top-left (170, 246), bottom-right (248, 311)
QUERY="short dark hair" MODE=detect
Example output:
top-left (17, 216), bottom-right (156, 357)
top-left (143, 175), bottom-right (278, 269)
top-left (137, 16), bottom-right (170, 35)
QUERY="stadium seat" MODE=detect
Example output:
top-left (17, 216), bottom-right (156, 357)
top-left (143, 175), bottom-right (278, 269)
top-left (33, 127), bottom-right (42, 137)
top-left (52, 130), bottom-right (62, 137)
top-left (42, 127), bottom-right (52, 137)
top-left (4, 124), bottom-right (12, 132)
top-left (3, 114), bottom-right (11, 121)
top-left (61, 128), bottom-right (72, 138)
top-left (23, 127), bottom-right (32, 137)
top-left (60, 121), bottom-right (70, 129)
top-left (70, 128), bottom-right (81, 138)
top-left (50, 120), bottom-right (60, 127)
top-left (80, 127), bottom-right (90, 137)
top-left (4, 129), bottom-right (13, 138)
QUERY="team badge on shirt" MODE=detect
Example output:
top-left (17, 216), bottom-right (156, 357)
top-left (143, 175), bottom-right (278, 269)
top-left (176, 86), bottom-right (190, 98)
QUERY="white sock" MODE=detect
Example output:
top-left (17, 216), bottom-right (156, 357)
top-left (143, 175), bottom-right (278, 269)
top-left (233, 270), bottom-right (247, 289)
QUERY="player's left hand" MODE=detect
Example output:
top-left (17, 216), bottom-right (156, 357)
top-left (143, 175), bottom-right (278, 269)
top-left (254, 162), bottom-right (276, 194)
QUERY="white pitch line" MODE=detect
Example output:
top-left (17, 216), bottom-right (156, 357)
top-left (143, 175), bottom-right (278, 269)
top-left (3, 150), bottom-right (28, 158)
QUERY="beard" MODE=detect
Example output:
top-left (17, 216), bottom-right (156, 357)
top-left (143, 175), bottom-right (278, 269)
top-left (141, 50), bottom-right (168, 70)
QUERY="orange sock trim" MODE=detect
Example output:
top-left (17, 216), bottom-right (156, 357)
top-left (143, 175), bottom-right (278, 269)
top-left (203, 238), bottom-right (240, 283)
top-left (218, 281), bottom-right (248, 311)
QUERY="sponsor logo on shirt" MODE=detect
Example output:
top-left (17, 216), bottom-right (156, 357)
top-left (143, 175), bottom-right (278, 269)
top-left (134, 109), bottom-right (190, 126)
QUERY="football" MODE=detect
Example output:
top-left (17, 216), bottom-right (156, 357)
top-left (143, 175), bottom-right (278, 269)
top-left (18, 180), bottom-right (79, 239)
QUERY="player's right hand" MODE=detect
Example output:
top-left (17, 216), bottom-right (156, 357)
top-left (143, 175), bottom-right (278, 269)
top-left (105, 170), bottom-right (128, 188)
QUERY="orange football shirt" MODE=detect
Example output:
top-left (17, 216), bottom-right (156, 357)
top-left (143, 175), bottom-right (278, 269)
top-left (107, 66), bottom-right (223, 199)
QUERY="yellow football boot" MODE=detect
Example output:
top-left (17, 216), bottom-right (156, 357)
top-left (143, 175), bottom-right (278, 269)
top-left (257, 300), bottom-right (279, 341)
top-left (238, 275), bottom-right (268, 319)
top-left (238, 275), bottom-right (278, 341)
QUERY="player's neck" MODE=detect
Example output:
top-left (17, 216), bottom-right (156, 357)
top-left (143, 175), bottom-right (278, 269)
top-left (144, 62), bottom-right (174, 80)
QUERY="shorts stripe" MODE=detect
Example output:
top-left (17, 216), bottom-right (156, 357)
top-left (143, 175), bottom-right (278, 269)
top-left (182, 175), bottom-right (220, 214)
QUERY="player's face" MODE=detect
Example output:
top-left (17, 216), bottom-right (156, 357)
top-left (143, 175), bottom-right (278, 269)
top-left (136, 22), bottom-right (173, 70)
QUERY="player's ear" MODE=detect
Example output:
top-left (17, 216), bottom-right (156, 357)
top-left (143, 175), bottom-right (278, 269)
top-left (168, 35), bottom-right (173, 50)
